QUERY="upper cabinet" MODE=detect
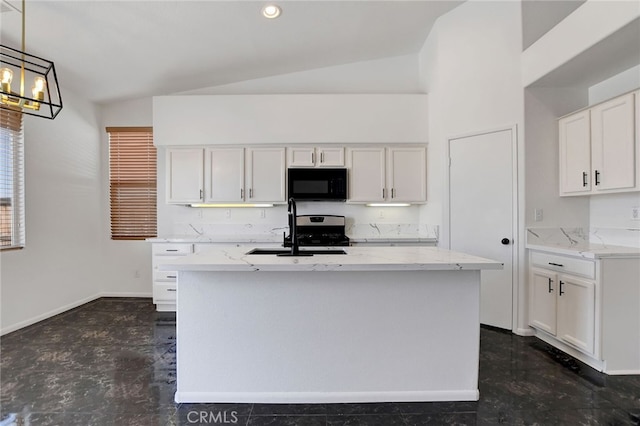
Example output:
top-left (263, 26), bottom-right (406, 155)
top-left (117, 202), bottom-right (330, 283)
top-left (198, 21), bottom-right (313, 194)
top-left (287, 147), bottom-right (345, 168)
top-left (559, 91), bottom-right (639, 196)
top-left (167, 147), bottom-right (286, 204)
top-left (166, 148), bottom-right (205, 203)
top-left (348, 146), bottom-right (426, 204)
top-left (245, 148), bottom-right (286, 202)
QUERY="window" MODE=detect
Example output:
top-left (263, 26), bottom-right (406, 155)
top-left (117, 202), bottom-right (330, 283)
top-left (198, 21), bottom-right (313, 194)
top-left (0, 108), bottom-right (24, 250)
top-left (107, 127), bottom-right (157, 240)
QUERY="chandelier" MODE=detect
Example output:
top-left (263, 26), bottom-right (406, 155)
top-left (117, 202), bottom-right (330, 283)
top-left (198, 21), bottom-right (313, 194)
top-left (0, 0), bottom-right (62, 119)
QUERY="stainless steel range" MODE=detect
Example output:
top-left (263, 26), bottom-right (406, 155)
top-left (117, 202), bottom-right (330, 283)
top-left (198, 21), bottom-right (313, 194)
top-left (283, 215), bottom-right (350, 247)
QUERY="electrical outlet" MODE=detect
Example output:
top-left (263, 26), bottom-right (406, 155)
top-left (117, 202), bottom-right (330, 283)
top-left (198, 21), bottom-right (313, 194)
top-left (534, 208), bottom-right (543, 222)
top-left (378, 210), bottom-right (385, 219)
top-left (260, 209), bottom-right (266, 219)
top-left (225, 209), bottom-right (231, 219)
top-left (632, 207), bottom-right (640, 221)
top-left (198, 209), bottom-right (203, 219)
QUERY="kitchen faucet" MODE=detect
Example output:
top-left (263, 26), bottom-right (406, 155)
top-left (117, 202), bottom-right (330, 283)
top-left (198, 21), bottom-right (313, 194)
top-left (278, 197), bottom-right (311, 257)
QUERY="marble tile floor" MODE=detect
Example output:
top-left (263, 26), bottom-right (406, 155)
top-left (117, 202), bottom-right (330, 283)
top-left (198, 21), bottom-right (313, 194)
top-left (1, 297), bottom-right (639, 426)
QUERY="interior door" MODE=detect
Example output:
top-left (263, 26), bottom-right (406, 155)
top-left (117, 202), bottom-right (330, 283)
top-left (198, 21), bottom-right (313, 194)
top-left (449, 129), bottom-right (515, 330)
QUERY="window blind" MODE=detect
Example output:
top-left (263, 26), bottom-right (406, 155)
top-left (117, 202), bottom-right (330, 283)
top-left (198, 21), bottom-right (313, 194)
top-left (0, 108), bottom-right (24, 250)
top-left (107, 127), bottom-right (157, 240)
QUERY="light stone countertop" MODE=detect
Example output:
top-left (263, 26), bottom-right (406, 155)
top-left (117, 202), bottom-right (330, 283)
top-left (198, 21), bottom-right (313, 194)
top-left (526, 228), bottom-right (640, 259)
top-left (161, 246), bottom-right (502, 272)
top-left (147, 235), bottom-right (438, 245)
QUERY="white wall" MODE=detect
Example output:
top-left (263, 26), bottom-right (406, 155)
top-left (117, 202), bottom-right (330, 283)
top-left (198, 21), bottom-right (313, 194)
top-left (418, 0), bottom-right (525, 238)
top-left (418, 0), bottom-right (526, 333)
top-left (177, 55), bottom-right (421, 95)
top-left (99, 97), bottom-right (154, 297)
top-left (0, 89), bottom-right (105, 334)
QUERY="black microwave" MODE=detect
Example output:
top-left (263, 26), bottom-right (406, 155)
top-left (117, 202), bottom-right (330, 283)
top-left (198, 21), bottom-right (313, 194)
top-left (287, 168), bottom-right (347, 201)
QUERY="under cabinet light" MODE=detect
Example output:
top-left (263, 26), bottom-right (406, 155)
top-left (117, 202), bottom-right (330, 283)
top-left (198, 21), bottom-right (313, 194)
top-left (189, 203), bottom-right (275, 208)
top-left (365, 203), bottom-right (411, 207)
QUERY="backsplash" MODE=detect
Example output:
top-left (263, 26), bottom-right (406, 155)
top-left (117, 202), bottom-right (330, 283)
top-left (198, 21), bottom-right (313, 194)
top-left (158, 204), bottom-right (438, 242)
top-left (527, 227), bottom-right (640, 249)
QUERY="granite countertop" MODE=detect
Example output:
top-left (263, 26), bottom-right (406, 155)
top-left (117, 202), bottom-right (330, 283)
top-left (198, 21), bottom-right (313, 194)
top-left (526, 228), bottom-right (640, 259)
top-left (160, 246), bottom-right (503, 272)
top-left (148, 235), bottom-right (438, 245)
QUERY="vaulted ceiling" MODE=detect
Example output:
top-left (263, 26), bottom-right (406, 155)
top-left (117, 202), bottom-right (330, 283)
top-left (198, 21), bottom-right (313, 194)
top-left (0, 0), bottom-right (464, 104)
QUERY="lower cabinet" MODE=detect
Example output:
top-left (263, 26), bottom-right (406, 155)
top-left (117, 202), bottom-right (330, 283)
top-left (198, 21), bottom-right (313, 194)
top-left (152, 243), bottom-right (193, 312)
top-left (528, 249), bottom-right (640, 374)
top-left (530, 267), bottom-right (595, 354)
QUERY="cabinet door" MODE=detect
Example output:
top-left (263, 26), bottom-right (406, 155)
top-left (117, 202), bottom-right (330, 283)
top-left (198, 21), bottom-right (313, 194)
top-left (348, 148), bottom-right (386, 202)
top-left (317, 147), bottom-right (345, 167)
top-left (529, 268), bottom-right (557, 335)
top-left (557, 275), bottom-right (595, 355)
top-left (591, 93), bottom-right (636, 192)
top-left (205, 148), bottom-right (245, 202)
top-left (287, 147), bottom-right (315, 167)
top-left (559, 111), bottom-right (591, 195)
top-left (166, 148), bottom-right (203, 203)
top-left (387, 147), bottom-right (426, 202)
top-left (246, 148), bottom-right (286, 202)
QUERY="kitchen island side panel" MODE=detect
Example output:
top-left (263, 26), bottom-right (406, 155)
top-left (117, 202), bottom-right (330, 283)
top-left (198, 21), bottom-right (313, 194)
top-left (175, 270), bottom-right (481, 403)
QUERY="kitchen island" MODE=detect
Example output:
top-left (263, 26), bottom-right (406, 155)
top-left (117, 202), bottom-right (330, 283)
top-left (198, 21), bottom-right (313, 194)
top-left (164, 246), bottom-right (502, 404)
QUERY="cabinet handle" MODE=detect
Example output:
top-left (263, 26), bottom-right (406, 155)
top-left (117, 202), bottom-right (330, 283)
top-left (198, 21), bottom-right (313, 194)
top-left (311, 152), bottom-right (315, 164)
top-left (199, 189), bottom-right (203, 200)
top-left (548, 278), bottom-right (553, 293)
top-left (167, 288), bottom-right (177, 292)
top-left (320, 152), bottom-right (324, 163)
top-left (382, 188), bottom-right (386, 198)
top-left (167, 275), bottom-right (177, 279)
top-left (559, 280), bottom-right (565, 296)
top-left (548, 262), bottom-right (564, 267)
top-left (241, 188), bottom-right (244, 199)
top-left (391, 188), bottom-right (395, 198)
top-left (166, 249), bottom-right (179, 252)
top-left (595, 170), bottom-right (600, 186)
top-left (249, 188), bottom-right (253, 198)
top-left (582, 172), bottom-right (588, 187)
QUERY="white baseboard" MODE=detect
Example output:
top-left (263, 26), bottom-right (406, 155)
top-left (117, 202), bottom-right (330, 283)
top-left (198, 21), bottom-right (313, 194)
top-left (97, 291), bottom-right (152, 298)
top-left (175, 390), bottom-right (480, 404)
top-left (513, 327), bottom-right (536, 337)
top-left (1, 293), bottom-right (100, 336)
top-left (1, 292), bottom-right (152, 336)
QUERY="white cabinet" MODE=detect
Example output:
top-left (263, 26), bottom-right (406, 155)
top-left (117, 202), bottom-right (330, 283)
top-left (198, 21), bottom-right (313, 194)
top-left (559, 91), bottom-right (638, 196)
top-left (528, 249), bottom-right (640, 374)
top-left (530, 260), bottom-right (596, 356)
top-left (348, 147), bottom-right (386, 202)
top-left (246, 147), bottom-right (286, 202)
top-left (387, 147), bottom-right (427, 202)
top-left (166, 148), bottom-right (204, 203)
top-left (559, 111), bottom-right (591, 195)
top-left (347, 146), bottom-right (426, 203)
top-left (205, 148), bottom-right (244, 202)
top-left (152, 242), bottom-right (193, 312)
top-left (287, 146), bottom-right (344, 167)
top-left (590, 93), bottom-right (636, 192)
top-left (168, 147), bottom-right (286, 204)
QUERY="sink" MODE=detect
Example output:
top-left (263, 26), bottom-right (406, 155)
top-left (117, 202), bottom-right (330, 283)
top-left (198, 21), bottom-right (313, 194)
top-left (246, 248), bottom-right (347, 256)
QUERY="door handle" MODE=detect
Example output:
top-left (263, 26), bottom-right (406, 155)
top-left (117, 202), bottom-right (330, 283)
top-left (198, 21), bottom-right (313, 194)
top-left (501, 238), bottom-right (510, 245)
top-left (595, 170), bottom-right (600, 186)
top-left (559, 280), bottom-right (565, 296)
top-left (582, 172), bottom-right (588, 187)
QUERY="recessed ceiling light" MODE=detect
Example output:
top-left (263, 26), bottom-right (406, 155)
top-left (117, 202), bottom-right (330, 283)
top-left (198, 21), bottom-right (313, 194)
top-left (262, 4), bottom-right (281, 19)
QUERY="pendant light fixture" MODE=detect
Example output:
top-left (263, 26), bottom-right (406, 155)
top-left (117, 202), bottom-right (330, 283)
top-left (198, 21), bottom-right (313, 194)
top-left (0, 0), bottom-right (62, 119)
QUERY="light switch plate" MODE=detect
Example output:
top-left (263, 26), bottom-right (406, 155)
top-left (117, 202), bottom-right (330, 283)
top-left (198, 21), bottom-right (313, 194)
top-left (632, 207), bottom-right (640, 221)
top-left (534, 208), bottom-right (543, 222)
